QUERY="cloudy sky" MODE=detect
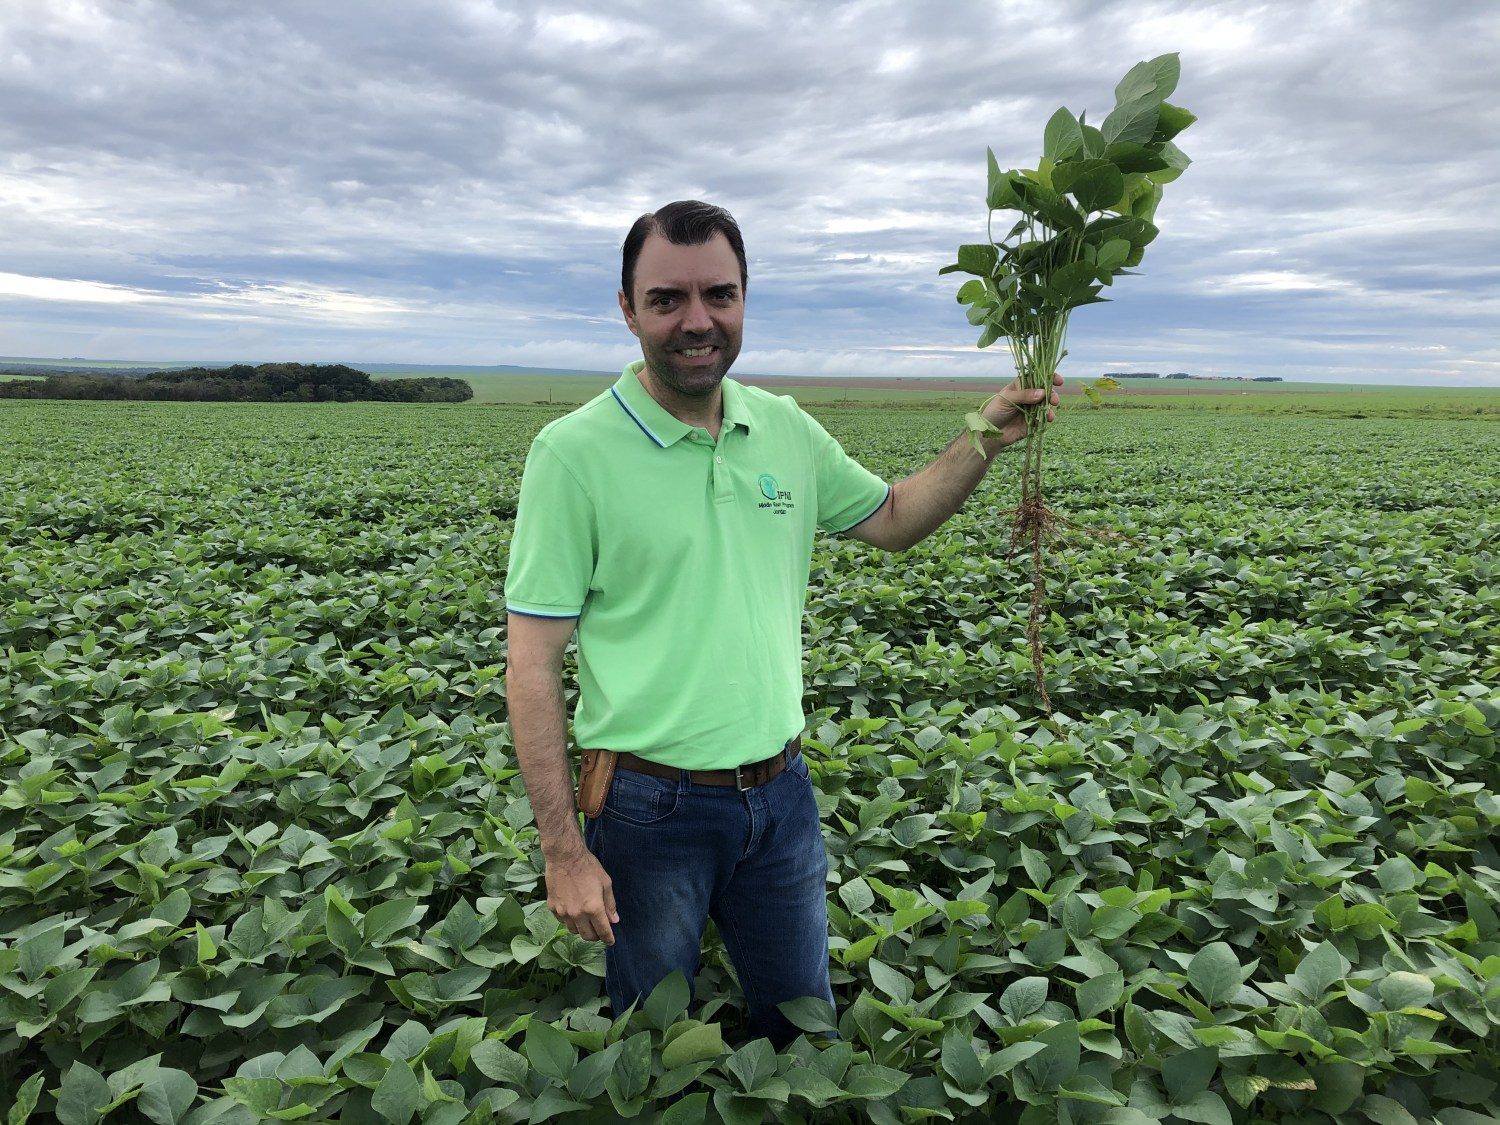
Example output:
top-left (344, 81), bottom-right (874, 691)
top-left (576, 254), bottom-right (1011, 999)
top-left (2, 1), bottom-right (1497, 385)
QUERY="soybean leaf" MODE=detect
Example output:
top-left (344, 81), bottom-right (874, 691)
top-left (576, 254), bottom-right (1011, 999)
top-left (779, 996), bottom-right (838, 1034)
top-left (370, 1060), bottom-right (420, 1125)
top-left (1187, 943), bottom-right (1242, 1006)
top-left (1044, 107), bottom-right (1084, 161)
top-left (523, 1020), bottom-right (576, 1083)
top-left (1152, 102), bottom-right (1197, 143)
top-left (56, 1063), bottom-right (112, 1125)
top-left (1288, 941), bottom-right (1349, 1001)
top-left (940, 1026), bottom-right (984, 1091)
top-left (1101, 97), bottom-right (1160, 146)
top-left (1151, 140), bottom-right (1192, 184)
top-left (661, 1022), bottom-right (727, 1069)
top-left (1077, 971), bottom-right (1125, 1019)
top-left (1162, 1046), bottom-right (1218, 1105)
top-left (1115, 53), bottom-right (1181, 104)
top-left (643, 971), bottom-right (690, 1030)
top-left (1000, 976), bottom-right (1048, 1022)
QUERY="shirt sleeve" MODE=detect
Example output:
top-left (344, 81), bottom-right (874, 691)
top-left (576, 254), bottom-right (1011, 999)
top-left (504, 436), bottom-right (597, 617)
top-left (802, 409), bottom-right (891, 534)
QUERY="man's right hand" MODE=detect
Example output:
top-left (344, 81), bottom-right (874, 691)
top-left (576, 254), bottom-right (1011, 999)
top-left (544, 846), bottom-right (619, 945)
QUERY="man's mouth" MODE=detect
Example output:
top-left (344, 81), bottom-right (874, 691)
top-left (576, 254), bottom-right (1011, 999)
top-left (677, 346), bottom-right (718, 357)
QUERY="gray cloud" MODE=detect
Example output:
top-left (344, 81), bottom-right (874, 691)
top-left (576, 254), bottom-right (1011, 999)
top-left (0, 0), bottom-right (1496, 383)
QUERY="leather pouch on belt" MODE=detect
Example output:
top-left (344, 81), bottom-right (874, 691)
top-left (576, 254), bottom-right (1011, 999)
top-left (576, 748), bottom-right (618, 819)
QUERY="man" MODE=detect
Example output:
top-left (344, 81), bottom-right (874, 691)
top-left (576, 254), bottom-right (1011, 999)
top-left (504, 200), bottom-right (1060, 1049)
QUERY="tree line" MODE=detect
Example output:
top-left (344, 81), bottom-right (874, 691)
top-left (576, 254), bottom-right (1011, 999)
top-left (0, 363), bottom-right (473, 403)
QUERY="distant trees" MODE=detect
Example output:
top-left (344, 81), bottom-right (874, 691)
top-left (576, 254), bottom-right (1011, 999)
top-left (0, 363), bottom-right (473, 403)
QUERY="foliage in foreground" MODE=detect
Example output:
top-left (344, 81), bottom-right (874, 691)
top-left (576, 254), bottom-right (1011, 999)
top-left (0, 399), bottom-right (1497, 1123)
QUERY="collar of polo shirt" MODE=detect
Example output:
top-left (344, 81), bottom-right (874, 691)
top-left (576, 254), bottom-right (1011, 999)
top-left (610, 360), bottom-right (752, 448)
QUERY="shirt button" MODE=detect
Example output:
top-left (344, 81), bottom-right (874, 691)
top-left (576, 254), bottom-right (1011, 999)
top-left (715, 456), bottom-right (723, 464)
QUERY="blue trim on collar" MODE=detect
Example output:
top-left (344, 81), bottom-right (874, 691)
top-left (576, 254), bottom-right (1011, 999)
top-left (610, 386), bottom-right (667, 448)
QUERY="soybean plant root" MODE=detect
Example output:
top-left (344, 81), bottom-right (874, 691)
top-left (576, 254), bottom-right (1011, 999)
top-left (1005, 494), bottom-right (1130, 718)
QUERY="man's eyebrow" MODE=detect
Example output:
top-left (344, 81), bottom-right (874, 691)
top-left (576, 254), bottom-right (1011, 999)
top-left (643, 283), bottom-right (740, 299)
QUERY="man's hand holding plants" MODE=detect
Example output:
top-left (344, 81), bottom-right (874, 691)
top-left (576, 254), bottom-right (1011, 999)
top-left (977, 372), bottom-right (1064, 454)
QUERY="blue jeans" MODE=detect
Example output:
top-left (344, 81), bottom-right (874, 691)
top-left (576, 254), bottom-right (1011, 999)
top-left (583, 746), bottom-right (835, 1049)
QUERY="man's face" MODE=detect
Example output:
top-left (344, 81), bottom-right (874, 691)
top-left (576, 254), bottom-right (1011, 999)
top-left (619, 231), bottom-right (744, 398)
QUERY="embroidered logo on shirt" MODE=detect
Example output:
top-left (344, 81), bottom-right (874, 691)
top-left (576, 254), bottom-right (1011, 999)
top-left (757, 472), bottom-right (795, 516)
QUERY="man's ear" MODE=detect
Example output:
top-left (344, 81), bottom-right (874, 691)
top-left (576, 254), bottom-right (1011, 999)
top-left (618, 289), bottom-right (640, 339)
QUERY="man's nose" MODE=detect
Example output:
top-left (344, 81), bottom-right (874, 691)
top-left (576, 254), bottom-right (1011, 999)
top-left (680, 294), bottom-right (713, 333)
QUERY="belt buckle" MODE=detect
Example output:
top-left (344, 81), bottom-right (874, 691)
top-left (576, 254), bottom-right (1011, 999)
top-left (734, 762), bottom-right (751, 791)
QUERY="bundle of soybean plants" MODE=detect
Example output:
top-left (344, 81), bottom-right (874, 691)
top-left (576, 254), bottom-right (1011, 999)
top-left (947, 53), bottom-right (1194, 713)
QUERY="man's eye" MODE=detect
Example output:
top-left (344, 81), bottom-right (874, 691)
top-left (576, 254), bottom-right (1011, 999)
top-left (652, 297), bottom-right (675, 308)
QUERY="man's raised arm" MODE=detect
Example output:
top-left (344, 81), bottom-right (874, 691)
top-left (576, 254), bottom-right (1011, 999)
top-left (844, 374), bottom-right (1062, 553)
top-left (505, 612), bottom-right (618, 945)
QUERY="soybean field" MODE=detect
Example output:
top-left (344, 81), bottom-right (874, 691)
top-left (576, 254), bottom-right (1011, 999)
top-left (1, 394), bottom-right (1497, 1124)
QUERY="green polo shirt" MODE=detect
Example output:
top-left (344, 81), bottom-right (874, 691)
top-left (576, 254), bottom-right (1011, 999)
top-left (504, 360), bottom-right (890, 769)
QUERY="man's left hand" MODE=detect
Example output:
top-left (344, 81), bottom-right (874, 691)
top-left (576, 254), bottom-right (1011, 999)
top-left (981, 372), bottom-right (1064, 448)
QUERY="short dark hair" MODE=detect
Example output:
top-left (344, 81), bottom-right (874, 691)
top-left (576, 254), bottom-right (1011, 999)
top-left (621, 200), bottom-right (747, 309)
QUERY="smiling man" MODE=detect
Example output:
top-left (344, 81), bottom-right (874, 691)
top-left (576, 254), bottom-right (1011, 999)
top-left (504, 200), bottom-right (1060, 1048)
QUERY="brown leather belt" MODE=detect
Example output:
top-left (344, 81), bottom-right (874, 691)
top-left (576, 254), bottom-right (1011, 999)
top-left (615, 736), bottom-right (802, 791)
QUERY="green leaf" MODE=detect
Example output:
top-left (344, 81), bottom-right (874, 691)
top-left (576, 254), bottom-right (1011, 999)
top-left (6, 1073), bottom-right (44, 1125)
top-left (941, 244), bottom-right (1000, 279)
top-left (1173, 1090), bottom-right (1233, 1125)
top-left (986, 148), bottom-right (1011, 210)
top-left (940, 1026), bottom-right (984, 1091)
top-left (984, 1041), bottom-right (1046, 1078)
top-left (1102, 141), bottom-right (1170, 174)
top-left (660, 1022), bottom-right (727, 1069)
top-left (1361, 1094), bottom-right (1421, 1125)
top-left (138, 1069), bottom-right (198, 1125)
top-left (954, 280), bottom-right (986, 306)
top-left (779, 995), bottom-right (838, 1034)
top-left (614, 1031), bottom-right (653, 1100)
top-left (725, 1039), bottom-right (779, 1097)
top-left (1096, 238), bottom-right (1131, 272)
top-left (523, 1019), bottom-right (577, 1083)
top-left (363, 898), bottom-right (423, 943)
top-left (568, 1041), bottom-right (622, 1101)
top-left (1101, 97), bottom-right (1160, 146)
top-left (1379, 971), bottom-right (1435, 1011)
top-left (371, 1059), bottom-right (420, 1125)
top-left (1053, 159), bottom-right (1125, 214)
top-left (1025, 1021), bottom-right (1080, 1090)
top-left (223, 1078), bottom-right (282, 1117)
top-left (1187, 943), bottom-right (1242, 1006)
top-left (1152, 102), bottom-right (1197, 144)
top-left (1150, 140), bottom-right (1192, 184)
top-left (660, 1092), bottom-right (710, 1125)
top-left (1115, 53), bottom-right (1181, 104)
top-left (18, 925), bottom-right (64, 982)
top-left (441, 898), bottom-right (483, 952)
top-left (56, 1063), bottom-right (111, 1125)
top-left (1018, 844), bottom-right (1051, 888)
top-left (468, 1039), bottom-right (527, 1085)
top-left (1044, 107), bottom-right (1084, 161)
top-left (784, 1066), bottom-right (847, 1108)
top-left (843, 1064), bottom-right (908, 1099)
top-left (643, 971), bottom-right (690, 1029)
top-left (1076, 971), bottom-right (1124, 1018)
top-left (1289, 940), bottom-right (1349, 1001)
top-left (999, 976), bottom-right (1048, 1022)
top-left (1162, 1046), bottom-right (1218, 1104)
